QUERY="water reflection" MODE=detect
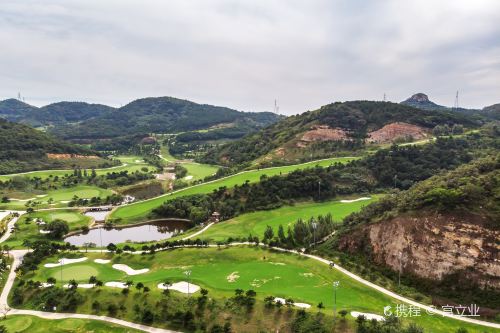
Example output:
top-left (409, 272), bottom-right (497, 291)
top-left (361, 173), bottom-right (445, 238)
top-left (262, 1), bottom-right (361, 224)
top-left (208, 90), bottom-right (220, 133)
top-left (65, 220), bottom-right (190, 246)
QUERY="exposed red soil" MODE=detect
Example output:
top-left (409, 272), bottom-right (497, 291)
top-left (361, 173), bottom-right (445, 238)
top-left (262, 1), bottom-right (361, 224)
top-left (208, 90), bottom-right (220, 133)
top-left (300, 125), bottom-right (349, 142)
top-left (368, 122), bottom-right (428, 143)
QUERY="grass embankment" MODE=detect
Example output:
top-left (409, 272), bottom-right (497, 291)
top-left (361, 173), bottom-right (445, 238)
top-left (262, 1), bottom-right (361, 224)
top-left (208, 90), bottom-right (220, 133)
top-left (0, 315), bottom-right (142, 333)
top-left (3, 210), bottom-right (90, 249)
top-left (177, 196), bottom-right (379, 242)
top-left (110, 157), bottom-right (357, 224)
top-left (24, 247), bottom-right (495, 333)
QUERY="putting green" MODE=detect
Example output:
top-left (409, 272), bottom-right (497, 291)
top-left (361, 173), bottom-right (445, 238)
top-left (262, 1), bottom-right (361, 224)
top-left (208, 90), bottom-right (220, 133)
top-left (30, 247), bottom-right (496, 333)
top-left (50, 265), bottom-right (99, 281)
top-left (1, 315), bottom-right (142, 333)
top-left (110, 157), bottom-right (358, 223)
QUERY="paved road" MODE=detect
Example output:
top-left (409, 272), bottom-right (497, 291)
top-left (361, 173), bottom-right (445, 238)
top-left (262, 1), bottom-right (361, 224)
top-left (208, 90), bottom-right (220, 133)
top-left (0, 211), bottom-right (25, 244)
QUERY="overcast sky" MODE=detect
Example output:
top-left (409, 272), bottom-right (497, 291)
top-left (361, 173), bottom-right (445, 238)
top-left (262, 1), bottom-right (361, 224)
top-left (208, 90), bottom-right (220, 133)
top-left (1, 0), bottom-right (499, 114)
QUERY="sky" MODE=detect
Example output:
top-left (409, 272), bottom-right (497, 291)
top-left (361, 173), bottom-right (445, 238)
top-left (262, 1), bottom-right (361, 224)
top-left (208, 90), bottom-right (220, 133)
top-left (1, 0), bottom-right (499, 114)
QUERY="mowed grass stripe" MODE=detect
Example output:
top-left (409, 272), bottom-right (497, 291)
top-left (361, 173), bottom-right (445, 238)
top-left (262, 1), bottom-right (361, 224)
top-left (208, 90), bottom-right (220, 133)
top-left (110, 157), bottom-right (357, 222)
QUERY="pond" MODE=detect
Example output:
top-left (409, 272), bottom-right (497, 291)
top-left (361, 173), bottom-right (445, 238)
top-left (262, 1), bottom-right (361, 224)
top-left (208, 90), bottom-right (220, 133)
top-left (65, 220), bottom-right (191, 246)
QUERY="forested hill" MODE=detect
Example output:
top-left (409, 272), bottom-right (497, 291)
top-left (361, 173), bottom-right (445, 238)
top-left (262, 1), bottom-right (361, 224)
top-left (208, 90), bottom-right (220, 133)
top-left (200, 100), bottom-right (482, 168)
top-left (49, 97), bottom-right (282, 139)
top-left (0, 99), bottom-right (113, 127)
top-left (0, 118), bottom-right (108, 174)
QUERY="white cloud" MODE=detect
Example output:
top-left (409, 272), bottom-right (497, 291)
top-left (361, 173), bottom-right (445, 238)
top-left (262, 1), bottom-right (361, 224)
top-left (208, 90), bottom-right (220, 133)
top-left (0, 0), bottom-right (499, 112)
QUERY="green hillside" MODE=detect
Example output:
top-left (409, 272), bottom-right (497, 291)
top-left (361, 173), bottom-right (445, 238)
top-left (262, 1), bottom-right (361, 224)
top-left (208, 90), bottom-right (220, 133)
top-left (201, 100), bottom-right (480, 167)
top-left (0, 118), bottom-right (108, 174)
top-left (50, 96), bottom-right (281, 140)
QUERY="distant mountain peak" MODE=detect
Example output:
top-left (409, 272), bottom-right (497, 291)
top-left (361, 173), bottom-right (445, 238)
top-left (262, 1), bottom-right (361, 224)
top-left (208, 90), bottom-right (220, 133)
top-left (401, 93), bottom-right (444, 111)
top-left (405, 93), bottom-right (430, 103)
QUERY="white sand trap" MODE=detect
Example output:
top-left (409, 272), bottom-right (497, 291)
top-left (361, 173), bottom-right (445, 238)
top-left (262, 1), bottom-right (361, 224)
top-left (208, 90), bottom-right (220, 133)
top-left (39, 230), bottom-right (51, 234)
top-left (105, 281), bottom-right (128, 288)
top-left (36, 194), bottom-right (47, 198)
top-left (184, 175), bottom-right (193, 180)
top-left (63, 283), bottom-right (95, 289)
top-left (274, 297), bottom-right (311, 309)
top-left (39, 283), bottom-right (54, 288)
top-left (135, 160), bottom-right (144, 163)
top-left (112, 264), bottom-right (149, 275)
top-left (60, 200), bottom-right (71, 203)
top-left (269, 262), bottom-right (285, 266)
top-left (158, 281), bottom-right (200, 294)
top-left (227, 271), bottom-right (240, 283)
top-left (351, 311), bottom-right (385, 321)
top-left (44, 257), bottom-right (87, 268)
top-left (340, 197), bottom-right (371, 203)
top-left (94, 259), bottom-right (111, 264)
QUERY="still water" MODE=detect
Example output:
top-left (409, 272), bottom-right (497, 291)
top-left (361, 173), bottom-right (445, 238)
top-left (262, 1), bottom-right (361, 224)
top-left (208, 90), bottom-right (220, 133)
top-left (65, 220), bottom-right (191, 246)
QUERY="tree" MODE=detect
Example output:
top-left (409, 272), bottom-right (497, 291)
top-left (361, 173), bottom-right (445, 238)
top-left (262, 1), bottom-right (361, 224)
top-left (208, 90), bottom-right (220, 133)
top-left (83, 242), bottom-right (96, 252)
top-left (136, 282), bottom-right (144, 290)
top-left (46, 220), bottom-right (69, 239)
top-left (106, 243), bottom-right (117, 252)
top-left (89, 276), bottom-right (97, 285)
top-left (47, 277), bottom-right (56, 285)
top-left (143, 286), bottom-right (150, 293)
top-left (68, 279), bottom-right (78, 290)
top-left (263, 225), bottom-right (274, 241)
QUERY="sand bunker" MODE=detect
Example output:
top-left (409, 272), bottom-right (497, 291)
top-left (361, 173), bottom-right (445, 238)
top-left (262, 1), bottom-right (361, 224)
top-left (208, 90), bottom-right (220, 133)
top-left (63, 283), bottom-right (95, 289)
top-left (44, 257), bottom-right (87, 268)
top-left (39, 230), bottom-right (51, 234)
top-left (340, 197), bottom-right (371, 203)
top-left (39, 283), bottom-right (54, 288)
top-left (351, 311), bottom-right (385, 321)
top-left (112, 264), bottom-right (149, 275)
top-left (158, 281), bottom-right (200, 294)
top-left (94, 259), bottom-right (111, 264)
top-left (105, 281), bottom-right (128, 288)
top-left (268, 262), bottom-right (286, 266)
top-left (274, 297), bottom-right (311, 309)
top-left (227, 272), bottom-right (240, 283)
top-left (184, 175), bottom-right (193, 180)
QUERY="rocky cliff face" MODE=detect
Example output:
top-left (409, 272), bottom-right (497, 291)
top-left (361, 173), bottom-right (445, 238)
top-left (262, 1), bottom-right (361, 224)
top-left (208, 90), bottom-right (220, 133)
top-left (338, 212), bottom-right (500, 289)
top-left (367, 122), bottom-right (428, 143)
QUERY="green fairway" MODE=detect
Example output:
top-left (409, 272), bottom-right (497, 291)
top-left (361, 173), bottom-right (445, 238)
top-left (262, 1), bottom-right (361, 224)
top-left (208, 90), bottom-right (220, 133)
top-left (1, 315), bottom-right (142, 333)
top-left (180, 197), bottom-right (379, 242)
top-left (0, 155), bottom-right (153, 182)
top-left (182, 162), bottom-right (219, 181)
top-left (110, 157), bottom-right (358, 223)
top-left (29, 247), bottom-right (496, 333)
top-left (0, 185), bottom-right (114, 210)
top-left (3, 210), bottom-right (90, 248)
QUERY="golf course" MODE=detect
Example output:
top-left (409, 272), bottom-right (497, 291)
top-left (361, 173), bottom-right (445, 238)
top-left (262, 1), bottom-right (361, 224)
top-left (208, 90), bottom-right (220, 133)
top-left (176, 196), bottom-right (379, 242)
top-left (24, 247), bottom-right (497, 333)
top-left (0, 155), bottom-right (153, 182)
top-left (0, 315), bottom-right (143, 333)
top-left (110, 156), bottom-right (357, 223)
top-left (3, 210), bottom-right (90, 248)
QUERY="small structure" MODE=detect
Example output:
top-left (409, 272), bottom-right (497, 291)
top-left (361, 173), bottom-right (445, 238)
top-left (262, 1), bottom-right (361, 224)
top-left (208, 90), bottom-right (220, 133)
top-left (210, 211), bottom-right (221, 223)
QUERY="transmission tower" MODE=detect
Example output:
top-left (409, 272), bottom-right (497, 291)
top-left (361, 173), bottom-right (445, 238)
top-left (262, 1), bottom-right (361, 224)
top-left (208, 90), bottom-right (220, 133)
top-left (453, 90), bottom-right (459, 110)
top-left (274, 99), bottom-right (280, 115)
top-left (383, 93), bottom-right (386, 102)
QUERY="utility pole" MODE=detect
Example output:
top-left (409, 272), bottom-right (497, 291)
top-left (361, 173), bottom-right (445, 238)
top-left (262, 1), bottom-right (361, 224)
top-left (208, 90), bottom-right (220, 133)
top-left (184, 270), bottom-right (192, 297)
top-left (318, 180), bottom-right (321, 200)
top-left (333, 281), bottom-right (340, 323)
top-left (383, 93), bottom-right (386, 102)
top-left (311, 222), bottom-right (317, 248)
top-left (454, 90), bottom-right (459, 110)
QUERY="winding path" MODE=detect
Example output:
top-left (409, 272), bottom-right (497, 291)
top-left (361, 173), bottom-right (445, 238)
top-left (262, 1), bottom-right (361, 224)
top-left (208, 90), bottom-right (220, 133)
top-left (0, 215), bottom-right (499, 330)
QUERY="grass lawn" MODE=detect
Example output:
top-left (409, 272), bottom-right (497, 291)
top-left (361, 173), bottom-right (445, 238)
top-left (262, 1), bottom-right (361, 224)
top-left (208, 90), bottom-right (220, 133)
top-left (178, 196), bottom-right (379, 242)
top-left (110, 157), bottom-right (358, 223)
top-left (0, 185), bottom-right (114, 210)
top-left (26, 247), bottom-right (496, 333)
top-left (182, 162), bottom-right (219, 181)
top-left (0, 315), bottom-right (142, 332)
top-left (0, 155), bottom-right (153, 182)
top-left (3, 210), bottom-right (90, 249)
